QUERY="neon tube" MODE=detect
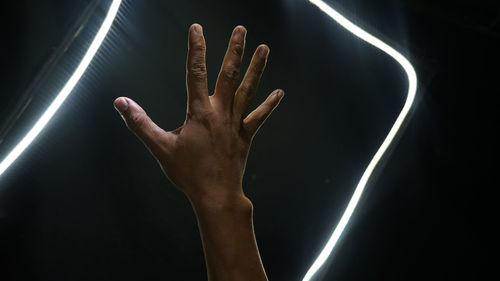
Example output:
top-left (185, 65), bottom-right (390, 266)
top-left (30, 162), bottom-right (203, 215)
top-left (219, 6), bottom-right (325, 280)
top-left (303, 1), bottom-right (417, 280)
top-left (0, 0), bottom-right (122, 178)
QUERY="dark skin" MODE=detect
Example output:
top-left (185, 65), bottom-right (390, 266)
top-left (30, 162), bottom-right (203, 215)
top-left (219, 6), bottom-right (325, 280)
top-left (114, 23), bottom-right (284, 281)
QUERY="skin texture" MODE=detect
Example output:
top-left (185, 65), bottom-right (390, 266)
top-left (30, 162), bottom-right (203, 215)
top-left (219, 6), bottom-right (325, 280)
top-left (113, 23), bottom-right (284, 281)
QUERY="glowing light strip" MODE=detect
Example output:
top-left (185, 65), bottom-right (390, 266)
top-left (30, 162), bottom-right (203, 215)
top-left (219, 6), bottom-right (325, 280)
top-left (0, 0), bottom-right (122, 178)
top-left (303, 1), bottom-right (417, 280)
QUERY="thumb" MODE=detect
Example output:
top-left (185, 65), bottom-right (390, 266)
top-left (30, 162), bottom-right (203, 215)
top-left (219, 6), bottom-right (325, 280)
top-left (114, 97), bottom-right (168, 156)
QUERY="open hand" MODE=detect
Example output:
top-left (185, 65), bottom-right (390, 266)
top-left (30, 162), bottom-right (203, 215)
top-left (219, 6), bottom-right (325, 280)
top-left (113, 23), bottom-right (284, 205)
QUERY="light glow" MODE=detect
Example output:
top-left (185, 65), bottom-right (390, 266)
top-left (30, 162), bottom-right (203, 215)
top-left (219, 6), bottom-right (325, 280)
top-left (303, 1), bottom-right (417, 281)
top-left (0, 0), bottom-right (122, 178)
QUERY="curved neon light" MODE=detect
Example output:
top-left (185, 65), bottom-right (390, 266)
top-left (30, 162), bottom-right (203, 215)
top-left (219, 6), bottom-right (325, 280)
top-left (303, 1), bottom-right (417, 280)
top-left (0, 0), bottom-right (122, 178)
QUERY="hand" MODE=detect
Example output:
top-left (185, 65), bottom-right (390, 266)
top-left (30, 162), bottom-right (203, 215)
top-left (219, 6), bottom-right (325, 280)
top-left (113, 23), bottom-right (284, 204)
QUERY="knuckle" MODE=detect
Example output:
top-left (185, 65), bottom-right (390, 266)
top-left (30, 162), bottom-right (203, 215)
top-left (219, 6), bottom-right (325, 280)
top-left (254, 63), bottom-right (266, 75)
top-left (221, 66), bottom-right (240, 82)
top-left (128, 113), bottom-right (146, 131)
top-left (200, 110), bottom-right (217, 128)
top-left (264, 102), bottom-right (275, 112)
top-left (231, 43), bottom-right (244, 57)
top-left (241, 123), bottom-right (255, 142)
top-left (190, 38), bottom-right (206, 51)
top-left (193, 42), bottom-right (206, 51)
top-left (251, 59), bottom-right (266, 76)
top-left (239, 83), bottom-right (254, 97)
top-left (203, 109), bottom-right (218, 123)
top-left (185, 109), bottom-right (196, 122)
top-left (187, 107), bottom-right (216, 125)
top-left (189, 62), bottom-right (207, 79)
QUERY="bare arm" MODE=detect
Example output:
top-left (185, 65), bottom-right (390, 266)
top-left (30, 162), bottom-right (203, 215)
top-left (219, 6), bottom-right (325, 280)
top-left (190, 191), bottom-right (266, 281)
top-left (113, 23), bottom-right (284, 281)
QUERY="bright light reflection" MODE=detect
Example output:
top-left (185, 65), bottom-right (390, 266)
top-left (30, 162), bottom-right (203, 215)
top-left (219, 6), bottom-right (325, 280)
top-left (303, 1), bottom-right (417, 281)
top-left (0, 0), bottom-right (122, 178)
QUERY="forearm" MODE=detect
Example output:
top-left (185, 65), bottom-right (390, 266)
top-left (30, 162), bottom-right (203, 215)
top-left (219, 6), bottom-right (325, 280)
top-left (189, 190), bottom-right (268, 281)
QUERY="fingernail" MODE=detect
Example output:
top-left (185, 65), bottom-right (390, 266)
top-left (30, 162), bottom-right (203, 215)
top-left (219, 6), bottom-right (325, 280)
top-left (193, 24), bottom-right (203, 35)
top-left (234, 26), bottom-right (244, 41)
top-left (114, 97), bottom-right (128, 114)
top-left (273, 90), bottom-right (283, 99)
top-left (259, 46), bottom-right (269, 58)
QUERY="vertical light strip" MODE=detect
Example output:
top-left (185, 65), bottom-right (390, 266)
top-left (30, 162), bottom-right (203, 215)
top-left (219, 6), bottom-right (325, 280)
top-left (0, 0), bottom-right (122, 177)
top-left (303, 1), bottom-right (417, 281)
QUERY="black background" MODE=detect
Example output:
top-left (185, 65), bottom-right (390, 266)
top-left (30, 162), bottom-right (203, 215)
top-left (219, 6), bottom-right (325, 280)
top-left (0, 0), bottom-right (498, 280)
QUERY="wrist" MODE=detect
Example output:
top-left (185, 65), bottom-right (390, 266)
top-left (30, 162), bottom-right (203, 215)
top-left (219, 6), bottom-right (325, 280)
top-left (188, 189), bottom-right (253, 217)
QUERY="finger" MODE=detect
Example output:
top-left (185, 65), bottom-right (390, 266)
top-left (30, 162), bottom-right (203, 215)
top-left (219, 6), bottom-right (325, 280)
top-left (114, 97), bottom-right (171, 157)
top-left (241, 89), bottom-right (284, 139)
top-left (233, 44), bottom-right (269, 125)
top-left (186, 23), bottom-right (210, 112)
top-left (214, 25), bottom-right (247, 113)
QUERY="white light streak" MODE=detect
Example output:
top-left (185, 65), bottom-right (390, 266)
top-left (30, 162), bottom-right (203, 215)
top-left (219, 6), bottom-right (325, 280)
top-left (303, 1), bottom-right (417, 281)
top-left (0, 0), bottom-right (122, 178)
